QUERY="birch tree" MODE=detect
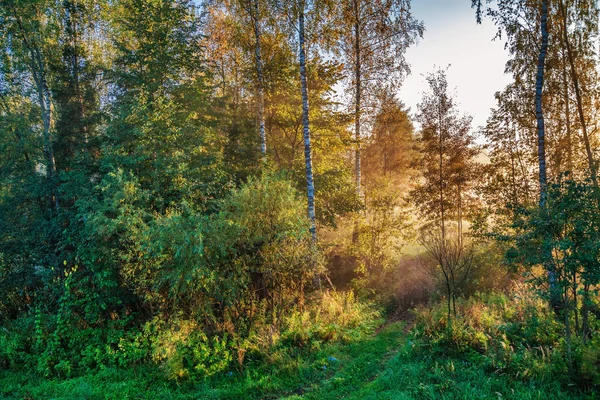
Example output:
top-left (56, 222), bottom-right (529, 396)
top-left (336, 0), bottom-right (423, 196)
top-left (0, 0), bottom-right (59, 211)
top-left (473, 0), bottom-right (561, 309)
top-left (276, 0), bottom-right (327, 241)
top-left (298, 1), bottom-right (316, 241)
top-left (237, 0), bottom-right (268, 157)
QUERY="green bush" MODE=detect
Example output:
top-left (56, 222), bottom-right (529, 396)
top-left (0, 173), bottom-right (332, 380)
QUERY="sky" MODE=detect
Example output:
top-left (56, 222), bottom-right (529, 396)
top-left (397, 0), bottom-right (513, 131)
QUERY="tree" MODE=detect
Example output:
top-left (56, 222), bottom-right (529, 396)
top-left (335, 0), bottom-right (423, 196)
top-left (476, 0), bottom-right (600, 187)
top-left (275, 0), bottom-right (328, 241)
top-left (507, 177), bottom-right (600, 350)
top-left (105, 0), bottom-right (222, 211)
top-left (298, 1), bottom-right (316, 241)
top-left (411, 69), bottom-right (478, 241)
top-left (536, 0), bottom-right (549, 207)
top-left (220, 0), bottom-right (269, 157)
top-left (411, 69), bottom-right (479, 319)
top-left (480, 93), bottom-right (537, 223)
top-left (473, 0), bottom-right (562, 308)
top-left (0, 0), bottom-right (60, 211)
top-left (248, 0), bottom-right (268, 157)
top-left (362, 92), bottom-right (417, 186)
top-left (556, 0), bottom-right (599, 184)
top-left (50, 0), bottom-right (103, 174)
top-left (420, 228), bottom-right (474, 320)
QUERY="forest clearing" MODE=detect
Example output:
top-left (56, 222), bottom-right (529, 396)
top-left (1, 0), bottom-right (600, 398)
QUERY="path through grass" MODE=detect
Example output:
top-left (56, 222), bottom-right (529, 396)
top-left (0, 322), bottom-right (590, 399)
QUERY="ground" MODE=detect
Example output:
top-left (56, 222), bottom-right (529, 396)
top-left (0, 321), bottom-right (588, 400)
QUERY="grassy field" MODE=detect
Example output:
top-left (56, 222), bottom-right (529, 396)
top-left (1, 321), bottom-right (592, 400)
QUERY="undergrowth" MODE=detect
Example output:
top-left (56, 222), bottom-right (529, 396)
top-left (0, 290), bottom-right (382, 399)
top-left (2, 288), bottom-right (598, 399)
top-left (412, 284), bottom-right (600, 390)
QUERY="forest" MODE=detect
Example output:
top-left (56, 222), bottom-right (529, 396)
top-left (1, 0), bottom-right (600, 398)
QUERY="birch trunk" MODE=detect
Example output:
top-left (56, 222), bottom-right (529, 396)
top-left (299, 8), bottom-right (316, 242)
top-left (536, 0), bottom-right (549, 207)
top-left (536, 0), bottom-right (558, 310)
top-left (353, 0), bottom-right (361, 197)
top-left (14, 14), bottom-right (59, 211)
top-left (251, 0), bottom-right (267, 157)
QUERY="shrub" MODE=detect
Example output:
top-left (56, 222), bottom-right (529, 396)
top-left (280, 290), bottom-right (380, 348)
top-left (412, 284), bottom-right (579, 385)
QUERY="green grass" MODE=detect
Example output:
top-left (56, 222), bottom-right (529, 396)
top-left (0, 322), bottom-right (593, 400)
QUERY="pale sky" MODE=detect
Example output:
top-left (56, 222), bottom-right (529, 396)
top-left (398, 0), bottom-right (513, 131)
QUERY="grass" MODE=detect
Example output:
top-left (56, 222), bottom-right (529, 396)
top-left (1, 321), bottom-right (594, 400)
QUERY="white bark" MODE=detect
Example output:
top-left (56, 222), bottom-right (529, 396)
top-left (251, 0), bottom-right (267, 157)
top-left (299, 7), bottom-right (316, 242)
top-left (14, 15), bottom-right (59, 210)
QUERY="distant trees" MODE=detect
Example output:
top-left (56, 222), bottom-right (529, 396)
top-left (362, 92), bottom-right (417, 186)
top-left (349, 94), bottom-right (416, 286)
top-left (335, 0), bottom-right (423, 196)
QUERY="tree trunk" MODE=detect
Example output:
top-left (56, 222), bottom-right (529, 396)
top-left (353, 0), bottom-right (362, 197)
top-left (572, 270), bottom-right (580, 334)
top-left (561, 46), bottom-right (573, 173)
top-left (351, 0), bottom-right (362, 246)
top-left (514, 127), bottom-right (532, 205)
top-left (9, 0), bottom-right (59, 212)
top-left (26, 21), bottom-right (60, 211)
top-left (65, 0), bottom-right (87, 150)
top-left (536, 0), bottom-right (558, 311)
top-left (439, 110), bottom-right (445, 242)
top-left (536, 0), bottom-right (549, 207)
top-left (582, 284), bottom-right (590, 342)
top-left (299, 7), bottom-right (316, 242)
top-left (251, 0), bottom-right (267, 158)
top-left (457, 181), bottom-right (462, 245)
top-left (39, 68), bottom-right (59, 211)
top-left (564, 285), bottom-right (574, 374)
top-left (509, 128), bottom-right (518, 206)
